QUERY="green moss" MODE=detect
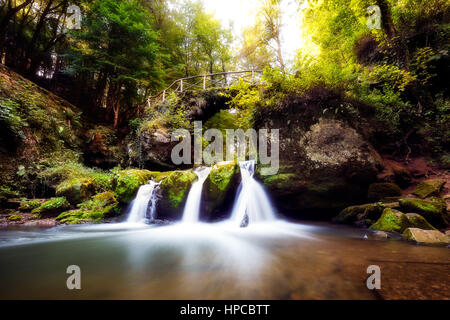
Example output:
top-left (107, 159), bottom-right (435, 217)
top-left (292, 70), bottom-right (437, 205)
top-left (56, 178), bottom-right (97, 205)
top-left (57, 191), bottom-right (119, 224)
top-left (32, 197), bottom-right (70, 216)
top-left (413, 179), bottom-right (446, 199)
top-left (368, 183), bottom-right (402, 201)
top-left (333, 203), bottom-right (385, 224)
top-left (159, 170), bottom-right (197, 209)
top-left (208, 163), bottom-right (237, 192)
top-left (399, 198), bottom-right (447, 228)
top-left (8, 214), bottom-right (22, 222)
top-left (114, 169), bottom-right (153, 203)
top-left (370, 208), bottom-right (411, 233)
top-left (204, 163), bottom-right (238, 215)
top-left (18, 199), bottom-right (42, 211)
top-left (263, 173), bottom-right (297, 189)
top-left (405, 214), bottom-right (436, 230)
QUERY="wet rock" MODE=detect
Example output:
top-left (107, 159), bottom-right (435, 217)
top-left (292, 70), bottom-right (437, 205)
top-left (399, 198), bottom-right (448, 228)
top-left (333, 203), bottom-right (385, 225)
top-left (240, 214), bottom-right (249, 228)
top-left (113, 169), bottom-right (153, 203)
top-left (413, 179), bottom-right (446, 199)
top-left (258, 118), bottom-right (383, 216)
top-left (405, 213), bottom-right (436, 230)
top-left (370, 208), bottom-right (411, 233)
top-left (204, 162), bottom-right (239, 220)
top-left (368, 183), bottom-right (402, 201)
top-left (157, 170), bottom-right (197, 219)
top-left (367, 230), bottom-right (390, 240)
top-left (402, 228), bottom-right (450, 245)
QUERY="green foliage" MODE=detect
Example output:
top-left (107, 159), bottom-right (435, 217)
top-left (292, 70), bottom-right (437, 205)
top-left (222, 78), bottom-right (262, 128)
top-left (19, 200), bottom-right (42, 211)
top-left (56, 191), bottom-right (119, 224)
top-left (0, 186), bottom-right (19, 203)
top-left (32, 197), bottom-right (70, 216)
top-left (365, 65), bottom-right (416, 92)
top-left (38, 161), bottom-right (113, 197)
top-left (0, 98), bottom-right (25, 147)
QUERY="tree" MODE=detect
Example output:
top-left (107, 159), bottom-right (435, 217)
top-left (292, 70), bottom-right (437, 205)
top-left (68, 0), bottom-right (164, 128)
top-left (239, 0), bottom-right (286, 72)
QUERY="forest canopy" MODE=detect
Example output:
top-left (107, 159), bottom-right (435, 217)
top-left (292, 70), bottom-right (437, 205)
top-left (0, 0), bottom-right (448, 140)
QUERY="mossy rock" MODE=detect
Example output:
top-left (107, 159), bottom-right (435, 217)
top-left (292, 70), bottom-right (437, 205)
top-left (32, 197), bottom-right (70, 217)
top-left (333, 203), bottom-right (385, 225)
top-left (399, 198), bottom-right (447, 228)
top-left (57, 191), bottom-right (119, 224)
top-left (370, 208), bottom-right (411, 233)
top-left (204, 162), bottom-right (239, 219)
top-left (158, 170), bottom-right (197, 219)
top-left (18, 199), bottom-right (42, 211)
top-left (368, 183), bottom-right (402, 201)
top-left (413, 179), bottom-right (446, 199)
top-left (56, 178), bottom-right (97, 205)
top-left (405, 214), bottom-right (436, 230)
top-left (8, 214), bottom-right (22, 222)
top-left (114, 169), bottom-right (153, 203)
top-left (403, 228), bottom-right (450, 245)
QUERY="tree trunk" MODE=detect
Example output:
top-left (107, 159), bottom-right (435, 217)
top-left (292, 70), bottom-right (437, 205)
top-left (0, 0), bottom-right (34, 54)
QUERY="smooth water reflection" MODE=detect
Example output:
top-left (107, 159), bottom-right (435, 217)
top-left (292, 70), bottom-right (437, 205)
top-left (0, 221), bottom-right (448, 299)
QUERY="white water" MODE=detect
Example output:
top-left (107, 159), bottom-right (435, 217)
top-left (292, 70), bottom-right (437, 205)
top-left (229, 160), bottom-right (277, 226)
top-left (126, 181), bottom-right (160, 224)
top-left (182, 167), bottom-right (212, 223)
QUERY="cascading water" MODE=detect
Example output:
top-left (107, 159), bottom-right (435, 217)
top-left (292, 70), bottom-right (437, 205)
top-left (182, 167), bottom-right (212, 223)
top-left (126, 181), bottom-right (160, 224)
top-left (229, 160), bottom-right (276, 227)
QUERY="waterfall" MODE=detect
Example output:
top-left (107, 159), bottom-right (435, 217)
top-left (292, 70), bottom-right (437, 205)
top-left (126, 181), bottom-right (160, 224)
top-left (230, 160), bottom-right (276, 227)
top-left (182, 167), bottom-right (212, 223)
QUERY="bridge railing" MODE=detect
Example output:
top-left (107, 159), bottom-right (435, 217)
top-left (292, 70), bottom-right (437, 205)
top-left (147, 70), bottom-right (263, 106)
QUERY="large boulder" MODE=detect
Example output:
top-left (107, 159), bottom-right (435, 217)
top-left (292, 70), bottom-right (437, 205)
top-left (258, 118), bottom-right (383, 216)
top-left (157, 170), bottom-right (197, 219)
top-left (402, 228), bottom-right (450, 245)
top-left (203, 162), bottom-right (240, 221)
top-left (130, 128), bottom-right (177, 170)
top-left (413, 179), bottom-right (446, 199)
top-left (370, 208), bottom-right (411, 233)
top-left (399, 198), bottom-right (448, 228)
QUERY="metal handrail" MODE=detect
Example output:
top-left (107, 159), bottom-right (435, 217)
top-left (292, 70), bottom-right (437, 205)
top-left (147, 70), bottom-right (263, 104)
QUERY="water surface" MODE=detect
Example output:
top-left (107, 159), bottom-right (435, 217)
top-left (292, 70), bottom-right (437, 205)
top-left (0, 221), bottom-right (448, 300)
